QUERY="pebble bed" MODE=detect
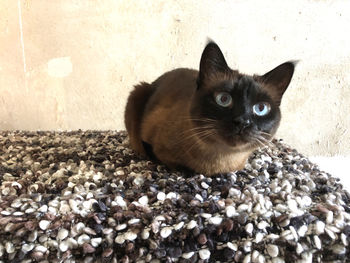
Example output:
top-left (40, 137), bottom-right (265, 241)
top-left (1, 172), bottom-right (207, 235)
top-left (0, 131), bottom-right (350, 263)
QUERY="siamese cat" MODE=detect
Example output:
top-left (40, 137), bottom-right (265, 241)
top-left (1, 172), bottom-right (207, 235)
top-left (125, 41), bottom-right (295, 175)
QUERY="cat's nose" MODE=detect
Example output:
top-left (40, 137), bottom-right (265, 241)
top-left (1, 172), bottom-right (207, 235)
top-left (233, 116), bottom-right (252, 132)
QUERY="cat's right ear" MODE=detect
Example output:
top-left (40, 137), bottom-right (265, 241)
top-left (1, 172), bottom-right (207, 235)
top-left (198, 42), bottom-right (229, 88)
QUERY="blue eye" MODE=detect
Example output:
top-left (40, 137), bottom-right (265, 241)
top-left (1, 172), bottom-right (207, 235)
top-left (253, 102), bottom-right (271, 116)
top-left (215, 92), bottom-right (232, 107)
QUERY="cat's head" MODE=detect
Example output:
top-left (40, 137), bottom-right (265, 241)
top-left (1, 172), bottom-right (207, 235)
top-left (191, 41), bottom-right (296, 150)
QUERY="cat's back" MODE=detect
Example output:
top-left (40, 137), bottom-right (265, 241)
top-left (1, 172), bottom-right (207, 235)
top-left (141, 68), bottom-right (198, 153)
top-left (145, 68), bottom-right (198, 113)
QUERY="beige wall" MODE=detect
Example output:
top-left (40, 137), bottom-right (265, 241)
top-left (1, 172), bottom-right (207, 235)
top-left (1, 0), bottom-right (349, 157)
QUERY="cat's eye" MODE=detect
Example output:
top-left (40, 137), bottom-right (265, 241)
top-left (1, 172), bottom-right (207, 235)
top-left (253, 102), bottom-right (271, 116)
top-left (215, 92), bottom-right (232, 107)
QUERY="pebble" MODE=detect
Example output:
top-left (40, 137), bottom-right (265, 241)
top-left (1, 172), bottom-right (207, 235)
top-left (59, 240), bottom-right (69, 252)
top-left (157, 192), bottom-right (166, 201)
top-left (21, 243), bottom-right (35, 253)
top-left (124, 231), bottom-right (137, 241)
top-left (208, 216), bottom-right (223, 225)
top-left (174, 221), bottom-right (184, 230)
top-left (314, 220), bottom-right (325, 234)
top-left (57, 228), bottom-right (69, 240)
top-left (186, 220), bottom-right (197, 229)
top-left (198, 249), bottom-right (211, 260)
top-left (160, 227), bottom-right (172, 238)
top-left (182, 252), bottom-right (194, 259)
top-left (267, 244), bottom-right (279, 257)
top-left (91, 237), bottom-right (102, 247)
top-left (245, 223), bottom-right (254, 235)
top-left (138, 196), bottom-right (149, 206)
top-left (313, 235), bottom-right (322, 250)
top-left (225, 206), bottom-right (236, 217)
top-left (39, 220), bottom-right (50, 230)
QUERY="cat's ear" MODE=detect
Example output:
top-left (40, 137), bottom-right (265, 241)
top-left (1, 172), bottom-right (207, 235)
top-left (198, 42), bottom-right (229, 87)
top-left (258, 61), bottom-right (297, 105)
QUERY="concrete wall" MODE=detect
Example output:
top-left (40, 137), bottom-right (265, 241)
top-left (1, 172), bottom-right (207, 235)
top-left (1, 0), bottom-right (349, 158)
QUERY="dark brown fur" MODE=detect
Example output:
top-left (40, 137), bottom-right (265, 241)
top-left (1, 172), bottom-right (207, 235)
top-left (124, 42), bottom-right (295, 175)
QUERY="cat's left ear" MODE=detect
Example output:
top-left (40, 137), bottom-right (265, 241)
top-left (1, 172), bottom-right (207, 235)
top-left (258, 61), bottom-right (297, 105)
top-left (198, 41), bottom-right (230, 88)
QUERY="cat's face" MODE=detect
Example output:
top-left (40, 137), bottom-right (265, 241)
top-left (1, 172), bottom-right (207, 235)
top-left (191, 42), bottom-right (295, 149)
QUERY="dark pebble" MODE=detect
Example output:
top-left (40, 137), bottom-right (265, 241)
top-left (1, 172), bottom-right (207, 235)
top-left (167, 247), bottom-right (182, 258)
top-left (237, 212), bottom-right (249, 225)
top-left (221, 219), bottom-right (234, 232)
top-left (155, 249), bottom-right (166, 258)
top-left (197, 233), bottom-right (207, 245)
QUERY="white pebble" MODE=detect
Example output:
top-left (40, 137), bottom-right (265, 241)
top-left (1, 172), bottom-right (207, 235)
top-left (287, 199), bottom-right (298, 211)
top-left (198, 248), bottom-right (211, 260)
top-left (258, 254), bottom-right (265, 263)
top-left (341, 233), bottom-right (349, 246)
top-left (138, 196), bottom-right (149, 206)
top-left (128, 218), bottom-right (141, 225)
top-left (296, 243), bottom-right (303, 254)
top-left (115, 234), bottom-right (125, 244)
top-left (186, 220), bottom-right (197, 229)
top-left (5, 242), bottom-right (15, 254)
top-left (301, 196), bottom-right (312, 207)
top-left (115, 196), bottom-right (127, 207)
top-left (116, 223), bottom-right (127, 231)
top-left (255, 232), bottom-right (264, 243)
top-left (227, 242), bottom-right (237, 251)
top-left (195, 194), bottom-right (204, 202)
top-left (34, 245), bottom-right (47, 253)
top-left (166, 192), bottom-right (177, 199)
top-left (267, 244), bottom-right (279, 257)
top-left (257, 221), bottom-right (269, 230)
top-left (229, 188), bottom-right (241, 197)
top-left (39, 220), bottom-right (50, 230)
top-left (313, 235), bottom-right (322, 250)
top-left (326, 211), bottom-right (334, 224)
top-left (160, 227), bottom-right (172, 238)
top-left (182, 252), bottom-right (194, 259)
top-left (201, 182), bottom-right (209, 189)
top-left (225, 206), bottom-right (236, 217)
top-left (245, 223), bottom-right (253, 235)
top-left (174, 221), bottom-right (184, 230)
top-left (21, 243), bottom-right (35, 253)
top-left (201, 213), bottom-right (212, 219)
top-left (243, 254), bottom-right (251, 263)
top-left (314, 220), bottom-right (325, 235)
top-left (57, 228), bottom-right (69, 240)
top-left (272, 258), bottom-right (284, 263)
top-left (141, 229), bottom-right (150, 240)
top-left (77, 234), bottom-right (90, 245)
top-left (325, 227), bottom-right (336, 240)
top-left (38, 205), bottom-right (48, 213)
top-left (59, 240), bottom-right (69, 252)
top-left (157, 192), bottom-right (166, 201)
top-left (208, 216), bottom-right (222, 225)
top-left (91, 237), bottom-right (102, 247)
top-left (125, 231), bottom-right (137, 241)
top-left (297, 225), bottom-right (308, 237)
top-left (252, 250), bottom-right (260, 262)
top-left (238, 204), bottom-right (249, 212)
top-left (243, 240), bottom-right (252, 252)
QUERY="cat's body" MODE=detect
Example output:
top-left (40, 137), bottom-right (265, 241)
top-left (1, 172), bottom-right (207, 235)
top-left (125, 42), bottom-right (295, 175)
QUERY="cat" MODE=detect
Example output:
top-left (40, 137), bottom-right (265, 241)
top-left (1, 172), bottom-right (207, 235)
top-left (124, 41), bottom-right (296, 175)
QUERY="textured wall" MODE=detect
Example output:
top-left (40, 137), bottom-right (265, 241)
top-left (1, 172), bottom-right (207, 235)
top-left (0, 0), bottom-right (349, 157)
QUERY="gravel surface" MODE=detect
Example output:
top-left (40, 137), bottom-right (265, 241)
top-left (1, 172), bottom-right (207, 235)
top-left (0, 131), bottom-right (349, 263)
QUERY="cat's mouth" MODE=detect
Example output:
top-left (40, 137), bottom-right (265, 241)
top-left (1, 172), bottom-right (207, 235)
top-left (221, 130), bottom-right (272, 148)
